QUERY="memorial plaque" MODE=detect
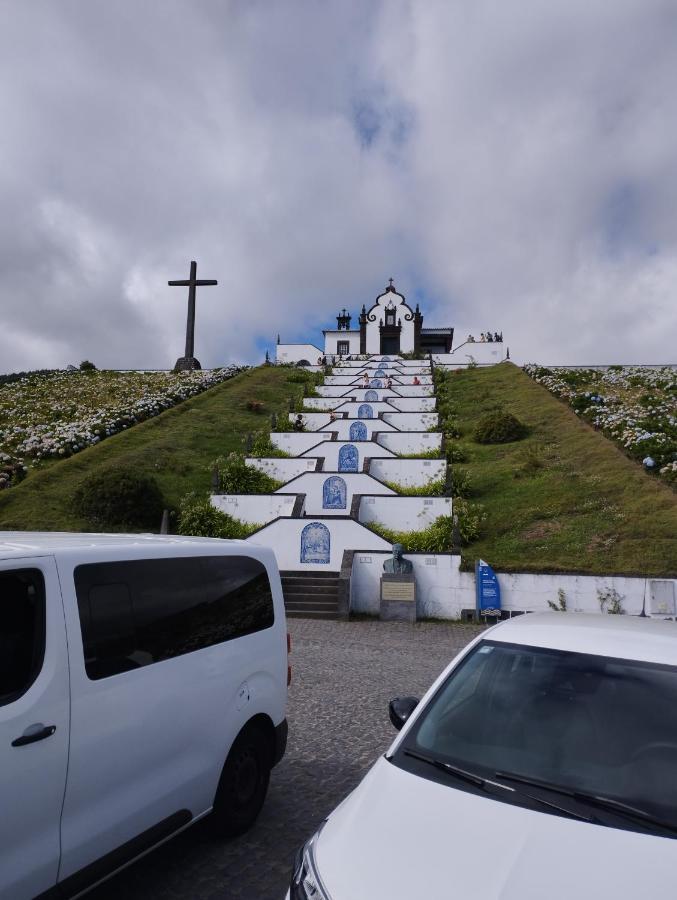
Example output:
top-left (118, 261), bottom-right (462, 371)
top-left (381, 579), bottom-right (416, 602)
top-left (380, 573), bottom-right (416, 623)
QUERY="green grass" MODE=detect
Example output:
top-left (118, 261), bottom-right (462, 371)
top-left (0, 366), bottom-right (304, 532)
top-left (441, 363), bottom-right (677, 576)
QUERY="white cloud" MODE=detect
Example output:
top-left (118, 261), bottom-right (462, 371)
top-left (1, 0), bottom-right (676, 371)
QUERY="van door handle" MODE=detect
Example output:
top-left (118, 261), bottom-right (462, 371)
top-left (12, 724), bottom-right (57, 747)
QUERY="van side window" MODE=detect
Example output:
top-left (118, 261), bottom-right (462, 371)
top-left (74, 556), bottom-right (275, 680)
top-left (0, 569), bottom-right (46, 706)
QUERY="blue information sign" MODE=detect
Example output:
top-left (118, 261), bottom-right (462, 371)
top-left (475, 559), bottom-right (501, 618)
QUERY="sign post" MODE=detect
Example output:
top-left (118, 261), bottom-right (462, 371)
top-left (475, 559), bottom-right (501, 622)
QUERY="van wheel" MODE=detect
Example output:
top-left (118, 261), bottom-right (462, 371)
top-left (212, 723), bottom-right (271, 837)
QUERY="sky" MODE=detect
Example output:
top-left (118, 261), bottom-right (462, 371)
top-left (1, 0), bottom-right (677, 372)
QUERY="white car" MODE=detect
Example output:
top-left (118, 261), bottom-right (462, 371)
top-left (289, 613), bottom-right (677, 899)
top-left (0, 532), bottom-right (289, 900)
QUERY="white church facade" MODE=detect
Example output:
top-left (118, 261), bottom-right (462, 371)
top-left (276, 279), bottom-right (508, 368)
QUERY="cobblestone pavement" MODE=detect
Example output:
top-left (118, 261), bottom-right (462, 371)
top-left (90, 618), bottom-right (484, 900)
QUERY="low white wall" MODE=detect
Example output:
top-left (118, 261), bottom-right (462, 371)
top-left (334, 401), bottom-right (395, 417)
top-left (358, 496), bottom-right (452, 530)
top-left (316, 386), bottom-right (354, 397)
top-left (320, 419), bottom-right (397, 440)
top-left (369, 457), bottom-right (447, 487)
top-left (382, 412), bottom-right (439, 431)
top-left (350, 553), bottom-right (677, 620)
top-left (288, 412), bottom-right (332, 431)
top-left (323, 375), bottom-right (362, 386)
top-left (246, 457), bottom-right (318, 482)
top-left (302, 397), bottom-right (342, 410)
top-left (343, 388), bottom-right (398, 402)
top-left (276, 472), bottom-right (395, 516)
top-left (211, 494), bottom-right (296, 524)
top-left (394, 375), bottom-right (433, 385)
top-left (351, 552), bottom-right (459, 616)
top-left (377, 432), bottom-right (443, 455)
top-left (269, 432), bottom-right (331, 456)
top-left (434, 344), bottom-right (506, 366)
top-left (387, 397), bottom-right (436, 412)
top-left (276, 343), bottom-right (323, 365)
top-left (301, 440), bottom-right (395, 468)
top-left (248, 517), bottom-right (391, 571)
top-left (392, 385), bottom-right (434, 397)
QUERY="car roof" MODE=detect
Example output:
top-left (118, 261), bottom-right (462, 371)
top-left (487, 613), bottom-right (677, 667)
top-left (0, 531), bottom-right (244, 556)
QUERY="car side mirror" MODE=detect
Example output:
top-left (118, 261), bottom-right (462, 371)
top-left (389, 696), bottom-right (419, 731)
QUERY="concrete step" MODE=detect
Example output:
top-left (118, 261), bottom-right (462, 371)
top-left (282, 577), bottom-right (340, 589)
top-left (280, 570), bottom-right (338, 579)
top-left (285, 596), bottom-right (339, 608)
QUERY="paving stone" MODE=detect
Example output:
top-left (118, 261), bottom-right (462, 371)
top-left (89, 619), bottom-right (484, 900)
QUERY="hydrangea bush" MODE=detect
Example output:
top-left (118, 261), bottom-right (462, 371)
top-left (524, 365), bottom-right (677, 482)
top-left (0, 367), bottom-right (247, 487)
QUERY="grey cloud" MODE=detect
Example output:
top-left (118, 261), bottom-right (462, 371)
top-left (0, 0), bottom-right (676, 372)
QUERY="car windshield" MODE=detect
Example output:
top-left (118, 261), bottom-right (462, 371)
top-left (395, 639), bottom-right (677, 833)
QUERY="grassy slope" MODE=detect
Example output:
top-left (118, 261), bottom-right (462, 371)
top-left (451, 363), bottom-right (677, 576)
top-left (0, 366), bottom-right (300, 532)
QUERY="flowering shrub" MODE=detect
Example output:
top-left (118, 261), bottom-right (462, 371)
top-left (0, 367), bottom-right (247, 485)
top-left (524, 365), bottom-right (677, 481)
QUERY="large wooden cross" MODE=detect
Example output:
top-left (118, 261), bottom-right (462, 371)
top-left (169, 260), bottom-right (217, 367)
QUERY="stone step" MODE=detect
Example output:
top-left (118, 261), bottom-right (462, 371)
top-left (285, 598), bottom-right (339, 611)
top-left (282, 578), bottom-right (340, 591)
top-left (280, 570), bottom-right (338, 579)
top-left (286, 608), bottom-right (340, 620)
top-left (282, 590), bottom-right (338, 605)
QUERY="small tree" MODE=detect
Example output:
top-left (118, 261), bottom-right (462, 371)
top-left (79, 360), bottom-right (97, 372)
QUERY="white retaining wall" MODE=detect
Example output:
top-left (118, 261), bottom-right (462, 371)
top-left (316, 386), bottom-right (356, 397)
top-left (382, 412), bottom-right (439, 431)
top-left (335, 401), bottom-right (396, 417)
top-left (376, 432), bottom-right (443, 455)
top-left (301, 440), bottom-right (396, 468)
top-left (369, 458), bottom-right (447, 487)
top-left (276, 472), bottom-right (395, 515)
top-left (433, 344), bottom-right (506, 366)
top-left (289, 412), bottom-right (332, 431)
top-left (211, 494), bottom-right (296, 524)
top-left (269, 433), bottom-right (332, 455)
top-left (350, 552), bottom-right (677, 620)
top-left (320, 419), bottom-right (397, 440)
top-left (246, 457), bottom-right (318, 482)
top-left (302, 397), bottom-right (343, 410)
top-left (351, 552), bottom-right (459, 616)
top-left (387, 397), bottom-right (436, 412)
top-left (394, 375), bottom-right (433, 385)
top-left (247, 518), bottom-right (391, 571)
top-left (358, 496), bottom-right (452, 530)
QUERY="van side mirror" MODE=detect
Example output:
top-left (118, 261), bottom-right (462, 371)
top-left (389, 696), bottom-right (419, 731)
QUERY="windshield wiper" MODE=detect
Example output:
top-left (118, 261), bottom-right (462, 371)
top-left (404, 751), bottom-right (591, 822)
top-left (404, 749), bottom-right (488, 787)
top-left (495, 771), bottom-right (677, 834)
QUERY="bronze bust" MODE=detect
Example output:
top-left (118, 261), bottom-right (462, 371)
top-left (383, 543), bottom-right (413, 575)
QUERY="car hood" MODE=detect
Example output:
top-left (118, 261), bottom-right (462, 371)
top-left (315, 756), bottom-right (676, 899)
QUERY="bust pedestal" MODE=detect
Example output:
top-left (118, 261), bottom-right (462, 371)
top-left (380, 574), bottom-right (416, 623)
top-left (174, 356), bottom-right (202, 371)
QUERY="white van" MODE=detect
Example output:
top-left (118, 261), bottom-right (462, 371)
top-left (0, 532), bottom-right (289, 900)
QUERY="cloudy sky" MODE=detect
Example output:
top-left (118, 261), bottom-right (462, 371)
top-left (1, 0), bottom-right (676, 372)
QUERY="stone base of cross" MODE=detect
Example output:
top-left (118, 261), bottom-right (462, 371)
top-left (174, 355), bottom-right (202, 372)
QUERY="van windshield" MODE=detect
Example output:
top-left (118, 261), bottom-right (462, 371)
top-left (394, 640), bottom-right (677, 835)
